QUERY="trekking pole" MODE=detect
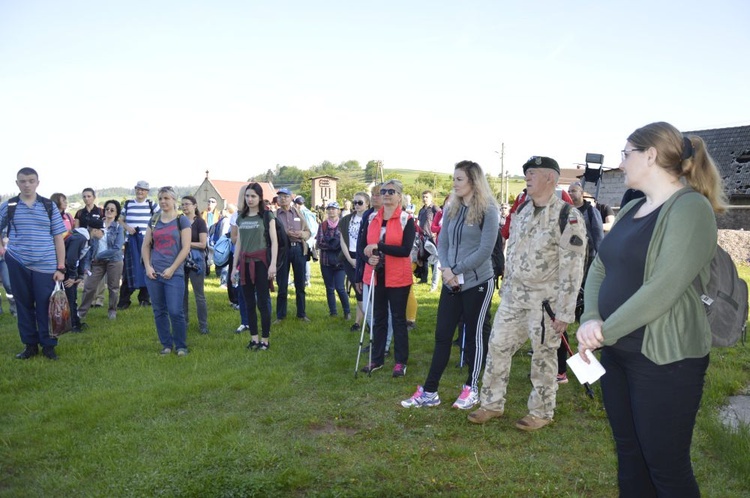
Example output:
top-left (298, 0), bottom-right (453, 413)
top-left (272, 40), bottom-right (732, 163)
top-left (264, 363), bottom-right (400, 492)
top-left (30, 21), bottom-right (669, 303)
top-left (354, 271), bottom-right (375, 379)
top-left (459, 322), bottom-right (466, 371)
top-left (367, 268), bottom-right (376, 377)
top-left (541, 300), bottom-right (595, 399)
top-left (354, 267), bottom-right (377, 378)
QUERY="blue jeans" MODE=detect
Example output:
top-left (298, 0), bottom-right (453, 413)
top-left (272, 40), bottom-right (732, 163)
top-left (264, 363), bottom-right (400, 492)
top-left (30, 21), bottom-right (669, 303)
top-left (145, 275), bottom-right (187, 350)
top-left (320, 264), bottom-right (350, 316)
top-left (276, 243), bottom-right (307, 319)
top-left (601, 347), bottom-right (708, 497)
top-left (5, 253), bottom-right (57, 348)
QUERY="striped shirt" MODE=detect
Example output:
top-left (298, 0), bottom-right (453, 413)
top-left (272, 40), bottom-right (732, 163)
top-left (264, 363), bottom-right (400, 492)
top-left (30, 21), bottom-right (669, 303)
top-left (0, 196), bottom-right (66, 273)
top-left (122, 199), bottom-right (159, 233)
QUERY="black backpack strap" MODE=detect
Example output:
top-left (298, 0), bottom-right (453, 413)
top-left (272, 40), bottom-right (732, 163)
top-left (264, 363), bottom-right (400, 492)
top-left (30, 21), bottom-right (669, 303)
top-left (558, 203), bottom-right (572, 235)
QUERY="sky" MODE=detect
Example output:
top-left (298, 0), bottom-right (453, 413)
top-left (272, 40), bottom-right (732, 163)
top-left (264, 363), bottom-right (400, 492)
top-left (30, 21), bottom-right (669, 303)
top-left (1, 0), bottom-right (749, 198)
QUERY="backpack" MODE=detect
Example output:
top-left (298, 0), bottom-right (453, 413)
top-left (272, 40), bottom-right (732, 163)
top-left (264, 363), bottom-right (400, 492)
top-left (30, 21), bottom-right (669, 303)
top-left (208, 216), bottom-right (226, 246)
top-left (6, 195), bottom-right (56, 233)
top-left (480, 216), bottom-right (505, 279)
top-left (262, 210), bottom-right (288, 271)
top-left (212, 234), bottom-right (232, 267)
top-left (696, 245), bottom-right (748, 347)
top-left (665, 190), bottom-right (748, 347)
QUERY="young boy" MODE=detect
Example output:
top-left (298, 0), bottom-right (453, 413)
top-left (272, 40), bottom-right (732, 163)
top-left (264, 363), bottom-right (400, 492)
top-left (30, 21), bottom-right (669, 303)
top-left (64, 216), bottom-right (105, 331)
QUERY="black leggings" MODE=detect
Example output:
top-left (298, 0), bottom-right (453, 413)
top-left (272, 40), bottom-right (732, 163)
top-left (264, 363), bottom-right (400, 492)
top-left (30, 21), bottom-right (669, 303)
top-left (424, 279), bottom-right (494, 392)
top-left (241, 261), bottom-right (271, 338)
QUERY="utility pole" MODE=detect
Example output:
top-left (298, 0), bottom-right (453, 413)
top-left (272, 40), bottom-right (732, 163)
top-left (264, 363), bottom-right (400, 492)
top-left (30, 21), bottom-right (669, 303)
top-left (494, 144), bottom-right (505, 202)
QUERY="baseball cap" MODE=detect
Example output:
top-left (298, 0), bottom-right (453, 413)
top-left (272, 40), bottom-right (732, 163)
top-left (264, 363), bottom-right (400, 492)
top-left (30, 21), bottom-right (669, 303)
top-left (294, 196), bottom-right (305, 205)
top-left (326, 201), bottom-right (340, 209)
top-left (277, 188), bottom-right (292, 196)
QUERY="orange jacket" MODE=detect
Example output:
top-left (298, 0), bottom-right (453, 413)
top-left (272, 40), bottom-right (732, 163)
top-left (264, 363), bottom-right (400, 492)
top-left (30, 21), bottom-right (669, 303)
top-left (363, 206), bottom-right (415, 288)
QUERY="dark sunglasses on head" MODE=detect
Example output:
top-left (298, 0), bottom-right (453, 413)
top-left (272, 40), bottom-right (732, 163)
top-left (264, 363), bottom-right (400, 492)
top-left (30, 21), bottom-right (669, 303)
top-left (353, 200), bottom-right (365, 206)
top-left (380, 188), bottom-right (398, 195)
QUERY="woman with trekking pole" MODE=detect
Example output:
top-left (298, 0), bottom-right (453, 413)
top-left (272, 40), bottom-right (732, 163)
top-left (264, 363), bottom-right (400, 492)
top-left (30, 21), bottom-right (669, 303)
top-left (359, 180), bottom-right (415, 378)
top-left (577, 121), bottom-right (726, 497)
top-left (401, 160), bottom-right (498, 409)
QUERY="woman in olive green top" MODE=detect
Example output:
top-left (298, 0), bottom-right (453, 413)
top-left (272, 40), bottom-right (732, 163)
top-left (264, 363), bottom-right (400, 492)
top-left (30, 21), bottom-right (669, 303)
top-left (577, 122), bottom-right (726, 497)
top-left (231, 183), bottom-right (278, 351)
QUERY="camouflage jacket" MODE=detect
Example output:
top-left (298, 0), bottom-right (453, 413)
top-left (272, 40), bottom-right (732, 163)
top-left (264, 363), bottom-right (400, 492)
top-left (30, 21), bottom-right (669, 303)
top-left (501, 193), bottom-right (587, 323)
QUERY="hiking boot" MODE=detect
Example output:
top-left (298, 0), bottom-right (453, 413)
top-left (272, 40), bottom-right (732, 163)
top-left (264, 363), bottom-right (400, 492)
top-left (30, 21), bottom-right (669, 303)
top-left (361, 362), bottom-right (383, 374)
top-left (15, 345), bottom-right (39, 360)
top-left (401, 385), bottom-right (440, 408)
top-left (392, 363), bottom-right (407, 378)
top-left (452, 385), bottom-right (479, 410)
top-left (467, 407), bottom-right (504, 424)
top-left (117, 302), bottom-right (131, 310)
top-left (556, 373), bottom-right (569, 384)
top-left (159, 347), bottom-right (172, 355)
top-left (515, 414), bottom-right (553, 432)
top-left (42, 346), bottom-right (58, 361)
top-left (235, 324), bottom-right (249, 334)
top-left (108, 310), bottom-right (117, 320)
top-left (176, 348), bottom-right (188, 357)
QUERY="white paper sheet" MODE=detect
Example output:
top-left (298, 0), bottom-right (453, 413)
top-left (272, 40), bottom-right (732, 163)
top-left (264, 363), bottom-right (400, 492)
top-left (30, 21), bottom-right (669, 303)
top-left (566, 350), bottom-right (606, 385)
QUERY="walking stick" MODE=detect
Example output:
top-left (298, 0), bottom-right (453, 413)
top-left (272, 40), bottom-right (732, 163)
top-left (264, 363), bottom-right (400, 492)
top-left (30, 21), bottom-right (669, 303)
top-left (542, 300), bottom-right (595, 399)
top-left (354, 267), bottom-right (377, 378)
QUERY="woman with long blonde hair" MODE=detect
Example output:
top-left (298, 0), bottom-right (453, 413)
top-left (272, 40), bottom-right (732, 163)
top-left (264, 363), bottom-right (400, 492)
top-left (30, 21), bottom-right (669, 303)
top-left (402, 161), bottom-right (498, 409)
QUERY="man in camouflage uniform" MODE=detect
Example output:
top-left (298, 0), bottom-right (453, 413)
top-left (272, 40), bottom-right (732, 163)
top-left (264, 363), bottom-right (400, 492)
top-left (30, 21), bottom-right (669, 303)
top-left (468, 156), bottom-right (587, 431)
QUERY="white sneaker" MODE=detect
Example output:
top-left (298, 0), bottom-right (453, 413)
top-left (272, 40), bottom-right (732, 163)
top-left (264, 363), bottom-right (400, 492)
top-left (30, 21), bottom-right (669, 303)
top-left (400, 385), bottom-right (440, 408)
top-left (452, 385), bottom-right (479, 410)
top-left (235, 324), bottom-right (250, 333)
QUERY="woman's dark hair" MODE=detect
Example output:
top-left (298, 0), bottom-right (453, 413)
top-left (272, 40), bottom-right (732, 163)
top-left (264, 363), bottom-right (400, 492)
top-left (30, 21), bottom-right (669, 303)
top-left (82, 187), bottom-right (96, 198)
top-left (103, 199), bottom-right (122, 219)
top-left (50, 193), bottom-right (67, 211)
top-left (240, 183), bottom-right (264, 217)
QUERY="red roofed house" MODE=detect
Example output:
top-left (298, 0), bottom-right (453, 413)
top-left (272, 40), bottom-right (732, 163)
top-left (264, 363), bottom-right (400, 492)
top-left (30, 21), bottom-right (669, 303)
top-left (193, 171), bottom-right (276, 212)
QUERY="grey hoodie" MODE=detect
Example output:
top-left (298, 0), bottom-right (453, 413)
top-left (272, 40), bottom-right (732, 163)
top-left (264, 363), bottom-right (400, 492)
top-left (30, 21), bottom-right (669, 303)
top-left (438, 203), bottom-right (499, 291)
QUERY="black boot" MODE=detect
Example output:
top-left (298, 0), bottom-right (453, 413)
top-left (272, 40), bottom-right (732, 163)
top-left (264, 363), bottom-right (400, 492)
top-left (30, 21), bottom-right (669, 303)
top-left (15, 345), bottom-right (39, 359)
top-left (42, 346), bottom-right (58, 360)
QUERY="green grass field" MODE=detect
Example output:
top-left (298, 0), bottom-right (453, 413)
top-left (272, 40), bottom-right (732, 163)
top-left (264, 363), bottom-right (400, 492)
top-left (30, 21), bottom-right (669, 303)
top-left (0, 266), bottom-right (748, 497)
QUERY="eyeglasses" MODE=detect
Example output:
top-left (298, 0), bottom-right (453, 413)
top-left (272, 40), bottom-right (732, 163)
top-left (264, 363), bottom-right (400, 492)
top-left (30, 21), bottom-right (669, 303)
top-left (380, 189), bottom-right (399, 195)
top-left (621, 148), bottom-right (645, 160)
top-left (353, 200), bottom-right (365, 206)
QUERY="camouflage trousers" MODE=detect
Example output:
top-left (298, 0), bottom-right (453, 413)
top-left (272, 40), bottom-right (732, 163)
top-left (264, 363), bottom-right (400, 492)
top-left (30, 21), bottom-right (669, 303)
top-left (479, 300), bottom-right (562, 419)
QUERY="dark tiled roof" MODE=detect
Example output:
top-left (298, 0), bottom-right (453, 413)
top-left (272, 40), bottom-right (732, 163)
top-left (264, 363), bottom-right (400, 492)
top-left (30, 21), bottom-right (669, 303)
top-left (684, 125), bottom-right (750, 197)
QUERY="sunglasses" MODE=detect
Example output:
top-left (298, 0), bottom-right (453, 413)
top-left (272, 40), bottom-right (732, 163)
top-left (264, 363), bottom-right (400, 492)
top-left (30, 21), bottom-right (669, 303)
top-left (353, 200), bottom-right (365, 206)
top-left (380, 189), bottom-right (398, 195)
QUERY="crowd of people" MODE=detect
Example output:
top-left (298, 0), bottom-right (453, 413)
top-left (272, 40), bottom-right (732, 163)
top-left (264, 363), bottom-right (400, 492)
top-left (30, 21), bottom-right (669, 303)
top-left (0, 121), bottom-right (728, 496)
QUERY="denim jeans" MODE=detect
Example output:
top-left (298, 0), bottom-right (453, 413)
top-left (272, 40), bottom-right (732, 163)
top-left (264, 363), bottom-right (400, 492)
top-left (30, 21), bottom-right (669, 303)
top-left (320, 264), bottom-right (350, 316)
top-left (5, 253), bottom-right (57, 348)
top-left (276, 243), bottom-right (307, 319)
top-left (145, 275), bottom-right (187, 350)
top-left (601, 347), bottom-right (708, 497)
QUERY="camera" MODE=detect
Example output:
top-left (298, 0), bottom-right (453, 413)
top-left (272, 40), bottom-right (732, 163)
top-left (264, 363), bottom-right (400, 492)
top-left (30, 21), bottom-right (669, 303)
top-left (185, 257), bottom-right (200, 272)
